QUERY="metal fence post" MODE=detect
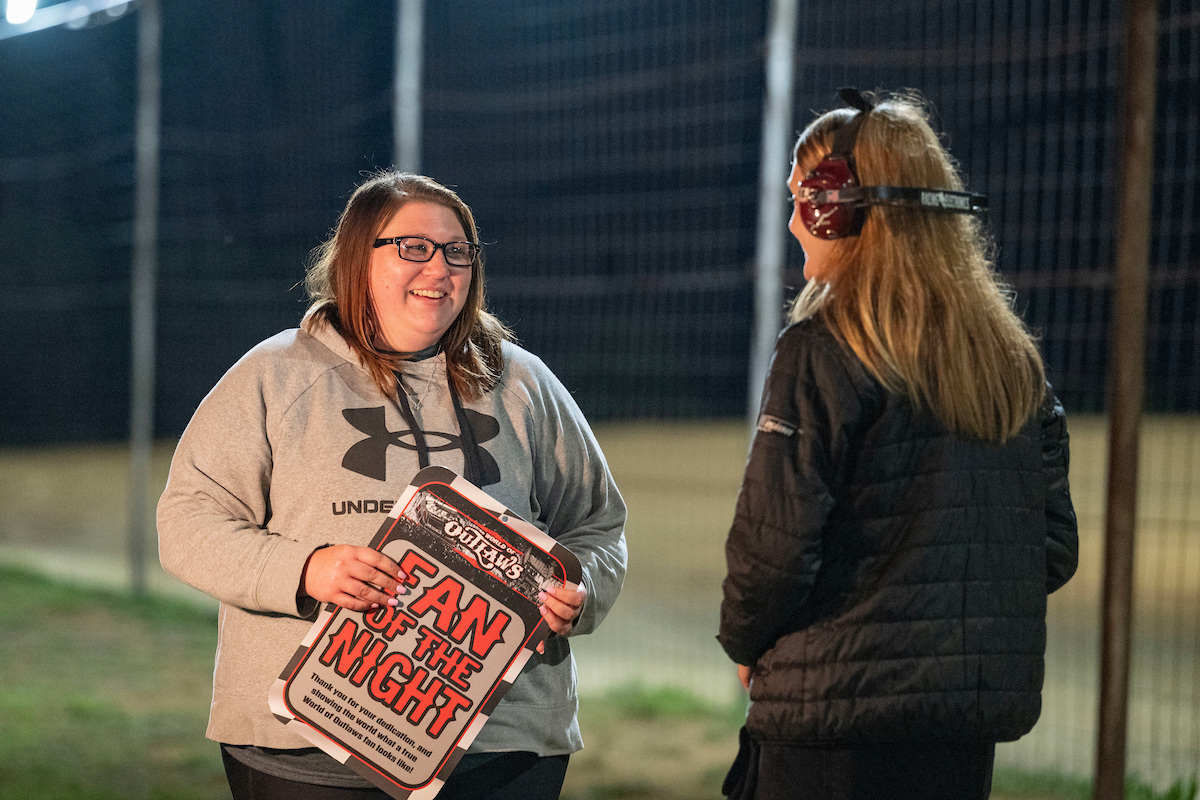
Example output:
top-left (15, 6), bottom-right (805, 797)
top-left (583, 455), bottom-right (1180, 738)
top-left (128, 0), bottom-right (161, 597)
top-left (747, 0), bottom-right (798, 427)
top-left (394, 0), bottom-right (423, 173)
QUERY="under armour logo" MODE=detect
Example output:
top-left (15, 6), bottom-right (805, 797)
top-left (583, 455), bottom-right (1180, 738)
top-left (341, 406), bottom-right (501, 485)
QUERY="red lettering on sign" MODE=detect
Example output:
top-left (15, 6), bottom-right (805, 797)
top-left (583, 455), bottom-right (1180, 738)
top-left (362, 605), bottom-right (419, 641)
top-left (389, 666), bottom-right (443, 728)
top-left (409, 625), bottom-right (482, 691)
top-left (349, 638), bottom-right (388, 687)
top-left (398, 550), bottom-right (438, 589)
top-left (408, 576), bottom-right (464, 635)
top-left (451, 595), bottom-right (511, 660)
top-left (409, 577), bottom-right (512, 660)
top-left (427, 685), bottom-right (472, 738)
top-left (446, 652), bottom-right (483, 690)
top-left (411, 625), bottom-right (443, 661)
top-left (425, 635), bottom-right (466, 680)
top-left (320, 619), bottom-right (382, 683)
top-left (368, 652), bottom-right (414, 705)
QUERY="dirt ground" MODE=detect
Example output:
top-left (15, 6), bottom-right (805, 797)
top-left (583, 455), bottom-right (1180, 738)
top-left (564, 706), bottom-right (741, 799)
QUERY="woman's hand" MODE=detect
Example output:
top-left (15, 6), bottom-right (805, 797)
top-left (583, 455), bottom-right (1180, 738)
top-left (533, 583), bottom-right (587, 653)
top-left (538, 583), bottom-right (587, 636)
top-left (738, 664), bottom-right (754, 691)
top-left (300, 545), bottom-right (407, 612)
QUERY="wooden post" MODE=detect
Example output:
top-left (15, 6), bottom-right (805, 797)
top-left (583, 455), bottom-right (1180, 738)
top-left (1093, 0), bottom-right (1158, 796)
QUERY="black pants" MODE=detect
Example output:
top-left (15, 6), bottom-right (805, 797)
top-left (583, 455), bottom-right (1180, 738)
top-left (222, 748), bottom-right (569, 800)
top-left (724, 729), bottom-right (995, 800)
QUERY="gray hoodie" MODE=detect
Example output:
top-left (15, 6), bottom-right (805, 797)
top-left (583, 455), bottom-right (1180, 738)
top-left (158, 320), bottom-right (627, 757)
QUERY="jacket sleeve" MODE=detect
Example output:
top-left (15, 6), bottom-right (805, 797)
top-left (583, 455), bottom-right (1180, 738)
top-left (527, 363), bottom-right (628, 638)
top-left (1040, 386), bottom-right (1079, 593)
top-left (718, 326), bottom-right (862, 666)
top-left (156, 349), bottom-right (316, 617)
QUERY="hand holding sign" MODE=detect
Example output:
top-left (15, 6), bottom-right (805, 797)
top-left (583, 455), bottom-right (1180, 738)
top-left (302, 545), bottom-right (409, 612)
top-left (270, 466), bottom-right (583, 800)
top-left (538, 583), bottom-right (586, 635)
top-left (534, 583), bottom-right (587, 654)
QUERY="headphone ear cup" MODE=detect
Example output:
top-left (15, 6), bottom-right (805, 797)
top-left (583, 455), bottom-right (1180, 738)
top-left (799, 156), bottom-right (864, 240)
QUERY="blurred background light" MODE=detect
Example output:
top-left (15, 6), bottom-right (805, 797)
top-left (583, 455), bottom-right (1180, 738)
top-left (5, 0), bottom-right (37, 26)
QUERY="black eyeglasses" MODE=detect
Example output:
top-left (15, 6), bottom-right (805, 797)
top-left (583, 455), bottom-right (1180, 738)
top-left (373, 236), bottom-right (480, 267)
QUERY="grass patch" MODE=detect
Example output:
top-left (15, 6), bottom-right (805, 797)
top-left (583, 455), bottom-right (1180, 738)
top-left (562, 685), bottom-right (744, 800)
top-left (1126, 776), bottom-right (1199, 800)
top-left (584, 683), bottom-right (743, 722)
top-left (2, 563), bottom-right (1194, 800)
top-left (993, 767), bottom-right (1093, 799)
top-left (0, 565), bottom-right (227, 800)
top-left (957, 767), bottom-right (1199, 800)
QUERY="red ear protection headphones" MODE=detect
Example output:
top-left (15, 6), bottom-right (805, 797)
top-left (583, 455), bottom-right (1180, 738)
top-left (797, 88), bottom-right (988, 240)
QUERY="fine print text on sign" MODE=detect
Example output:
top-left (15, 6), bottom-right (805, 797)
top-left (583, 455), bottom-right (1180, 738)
top-left (269, 466), bottom-right (583, 799)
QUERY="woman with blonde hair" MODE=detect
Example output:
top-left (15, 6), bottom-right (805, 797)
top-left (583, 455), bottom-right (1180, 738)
top-left (719, 89), bottom-right (1078, 799)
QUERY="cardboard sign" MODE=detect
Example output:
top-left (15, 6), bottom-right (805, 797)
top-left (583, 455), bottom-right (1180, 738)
top-left (269, 466), bottom-right (583, 799)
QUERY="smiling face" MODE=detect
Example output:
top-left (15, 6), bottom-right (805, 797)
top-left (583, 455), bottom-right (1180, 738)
top-left (788, 160), bottom-right (840, 283)
top-left (368, 201), bottom-right (473, 352)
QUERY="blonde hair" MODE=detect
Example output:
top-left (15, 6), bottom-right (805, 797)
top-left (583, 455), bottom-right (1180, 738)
top-left (303, 171), bottom-right (512, 401)
top-left (788, 91), bottom-right (1044, 443)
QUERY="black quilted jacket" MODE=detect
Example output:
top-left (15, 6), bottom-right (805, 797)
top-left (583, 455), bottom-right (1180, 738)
top-left (718, 319), bottom-right (1079, 745)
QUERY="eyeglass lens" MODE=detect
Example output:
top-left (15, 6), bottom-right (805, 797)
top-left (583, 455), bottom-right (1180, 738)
top-left (397, 237), bottom-right (477, 266)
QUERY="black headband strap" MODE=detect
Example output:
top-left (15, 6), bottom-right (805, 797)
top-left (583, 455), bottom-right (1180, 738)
top-left (838, 86), bottom-right (874, 113)
top-left (829, 87), bottom-right (874, 158)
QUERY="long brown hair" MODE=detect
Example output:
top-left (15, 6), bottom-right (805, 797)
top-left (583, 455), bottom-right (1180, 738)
top-left (789, 91), bottom-right (1045, 443)
top-left (303, 171), bottom-right (512, 401)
